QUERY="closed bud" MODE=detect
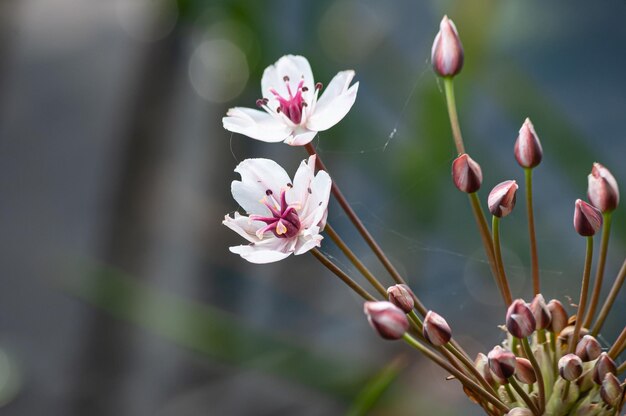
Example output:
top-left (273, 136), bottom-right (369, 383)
top-left (573, 199), bottom-right (603, 236)
top-left (423, 311), bottom-right (452, 346)
top-left (488, 346), bottom-right (517, 380)
top-left (488, 180), bottom-right (519, 218)
top-left (506, 407), bottom-right (534, 416)
top-left (575, 335), bottom-right (602, 362)
top-left (515, 357), bottom-right (536, 385)
top-left (514, 118), bottom-right (543, 169)
top-left (363, 301), bottom-right (409, 340)
top-left (452, 154), bottom-right (483, 193)
top-left (387, 284), bottom-right (414, 313)
top-left (588, 162), bottom-right (620, 214)
top-left (546, 299), bottom-right (568, 334)
top-left (431, 16), bottom-right (464, 77)
top-left (475, 353), bottom-right (502, 385)
top-left (506, 299), bottom-right (536, 338)
top-left (600, 373), bottom-right (622, 407)
top-left (558, 353), bottom-right (583, 381)
top-left (530, 294), bottom-right (551, 330)
top-left (593, 352), bottom-right (617, 385)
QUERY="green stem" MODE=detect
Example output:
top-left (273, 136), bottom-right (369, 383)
top-left (569, 237), bottom-right (594, 354)
top-left (608, 325), bottom-right (626, 359)
top-left (509, 377), bottom-right (541, 415)
top-left (492, 216), bottom-right (513, 305)
top-left (591, 258), bottom-right (626, 336)
top-left (550, 332), bottom-right (558, 378)
top-left (584, 212), bottom-right (612, 329)
top-left (310, 248), bottom-right (376, 301)
top-left (504, 383), bottom-right (516, 404)
top-left (402, 334), bottom-right (510, 413)
top-left (443, 77), bottom-right (465, 154)
top-left (524, 168), bottom-right (540, 295)
top-left (324, 223), bottom-right (388, 298)
top-left (617, 360), bottom-right (625, 375)
top-left (444, 343), bottom-right (499, 397)
top-left (304, 144), bottom-right (428, 316)
top-left (522, 336), bottom-right (546, 414)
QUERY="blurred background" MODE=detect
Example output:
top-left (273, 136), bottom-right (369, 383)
top-left (0, 0), bottom-right (625, 414)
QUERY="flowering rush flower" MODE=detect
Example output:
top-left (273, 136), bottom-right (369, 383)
top-left (223, 156), bottom-right (332, 263)
top-left (222, 55), bottom-right (359, 146)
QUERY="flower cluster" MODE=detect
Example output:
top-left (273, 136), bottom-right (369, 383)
top-left (221, 16), bottom-right (625, 416)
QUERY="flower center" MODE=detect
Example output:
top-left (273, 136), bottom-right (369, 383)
top-left (250, 189), bottom-right (301, 239)
top-left (256, 77), bottom-right (323, 125)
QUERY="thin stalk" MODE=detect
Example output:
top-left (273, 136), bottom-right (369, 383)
top-left (592, 258), bottom-right (626, 336)
top-left (324, 223), bottom-right (388, 298)
top-left (617, 360), bottom-right (625, 375)
top-left (304, 144), bottom-right (428, 316)
top-left (509, 377), bottom-right (541, 415)
top-left (584, 212), bottom-right (613, 328)
top-left (569, 237), bottom-right (594, 354)
top-left (402, 334), bottom-right (510, 414)
top-left (469, 193), bottom-right (505, 303)
top-left (550, 332), bottom-right (558, 378)
top-left (524, 168), bottom-right (540, 295)
top-left (442, 77), bottom-right (465, 154)
top-left (492, 216), bottom-right (513, 306)
top-left (608, 325), bottom-right (626, 359)
top-left (503, 383), bottom-right (516, 404)
top-left (444, 343), bottom-right (499, 397)
top-left (522, 337), bottom-right (546, 414)
top-left (310, 248), bottom-right (376, 301)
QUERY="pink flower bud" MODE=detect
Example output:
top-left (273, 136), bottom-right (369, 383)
top-left (475, 353), bottom-right (501, 385)
top-left (573, 199), bottom-right (603, 236)
top-left (546, 299), bottom-right (568, 334)
top-left (423, 311), bottom-right (452, 346)
top-left (387, 284), bottom-right (415, 313)
top-left (593, 352), bottom-right (617, 385)
top-left (530, 294), bottom-right (551, 330)
top-left (558, 353), bottom-right (583, 381)
top-left (575, 335), bottom-right (602, 362)
top-left (363, 301), bottom-right (409, 340)
top-left (588, 162), bottom-right (619, 213)
top-left (600, 373), bottom-right (622, 407)
top-left (452, 154), bottom-right (483, 193)
top-left (515, 357), bottom-right (536, 385)
top-left (506, 299), bottom-right (536, 338)
top-left (431, 16), bottom-right (464, 77)
top-left (488, 180), bottom-right (518, 218)
top-left (514, 118), bottom-right (543, 169)
top-left (506, 408), bottom-right (534, 416)
top-left (488, 346), bottom-right (517, 380)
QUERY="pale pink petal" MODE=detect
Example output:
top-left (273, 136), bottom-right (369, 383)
top-left (229, 244), bottom-right (292, 264)
top-left (284, 129), bottom-right (317, 146)
top-left (287, 155), bottom-right (316, 207)
top-left (222, 213), bottom-right (263, 243)
top-left (306, 71), bottom-right (358, 132)
top-left (299, 170), bottom-right (332, 228)
top-left (293, 234), bottom-right (323, 255)
top-left (223, 107), bottom-right (291, 142)
top-left (231, 158), bottom-right (292, 215)
top-left (261, 55), bottom-right (314, 102)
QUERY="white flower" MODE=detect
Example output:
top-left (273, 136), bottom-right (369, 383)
top-left (223, 155), bottom-right (332, 263)
top-left (222, 55), bottom-right (359, 146)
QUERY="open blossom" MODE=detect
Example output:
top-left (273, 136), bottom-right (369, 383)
top-left (223, 55), bottom-right (359, 146)
top-left (223, 156), bottom-right (331, 263)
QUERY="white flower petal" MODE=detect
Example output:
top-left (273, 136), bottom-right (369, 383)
top-left (231, 158), bottom-right (292, 214)
top-left (222, 213), bottom-right (263, 243)
top-left (223, 107), bottom-right (291, 142)
top-left (306, 71), bottom-right (358, 132)
top-left (300, 170), bottom-right (332, 228)
top-left (294, 234), bottom-right (323, 255)
top-left (287, 155), bottom-right (316, 207)
top-left (285, 129), bottom-right (317, 146)
top-left (261, 55), bottom-right (314, 101)
top-left (229, 244), bottom-right (292, 264)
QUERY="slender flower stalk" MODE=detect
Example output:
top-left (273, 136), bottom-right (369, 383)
top-left (583, 212), bottom-right (613, 329)
top-left (310, 248), bottom-right (376, 301)
top-left (524, 168), bottom-right (540, 295)
top-left (591, 258), bottom-right (626, 336)
top-left (569, 237), bottom-right (594, 354)
top-left (443, 77), bottom-right (465, 154)
top-left (492, 216), bottom-right (514, 306)
top-left (521, 337), bottom-right (546, 414)
top-left (508, 376), bottom-right (540, 416)
top-left (607, 325), bottom-right (626, 359)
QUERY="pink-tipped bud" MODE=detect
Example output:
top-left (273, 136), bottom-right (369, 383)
top-left (488, 180), bottom-right (519, 218)
top-left (515, 357), bottom-right (536, 385)
top-left (475, 353), bottom-right (500, 385)
top-left (588, 162), bottom-right (619, 213)
top-left (488, 346), bottom-right (517, 380)
top-left (514, 118), bottom-right (543, 169)
top-left (600, 373), bottom-right (622, 407)
top-left (431, 16), bottom-right (464, 77)
top-left (530, 294), bottom-right (551, 330)
top-left (546, 299), bottom-right (568, 334)
top-left (573, 199), bottom-right (603, 236)
top-left (387, 284), bottom-right (415, 313)
top-left (506, 299), bottom-right (536, 338)
top-left (423, 311), bottom-right (452, 346)
top-left (558, 353), bottom-right (583, 381)
top-left (452, 153), bottom-right (483, 193)
top-left (593, 352), bottom-right (617, 385)
top-left (575, 335), bottom-right (602, 362)
top-left (506, 408), bottom-right (534, 416)
top-left (363, 301), bottom-right (409, 340)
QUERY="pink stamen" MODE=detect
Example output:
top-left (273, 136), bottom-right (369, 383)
top-left (268, 77), bottom-right (307, 124)
top-left (251, 190), bottom-right (301, 239)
